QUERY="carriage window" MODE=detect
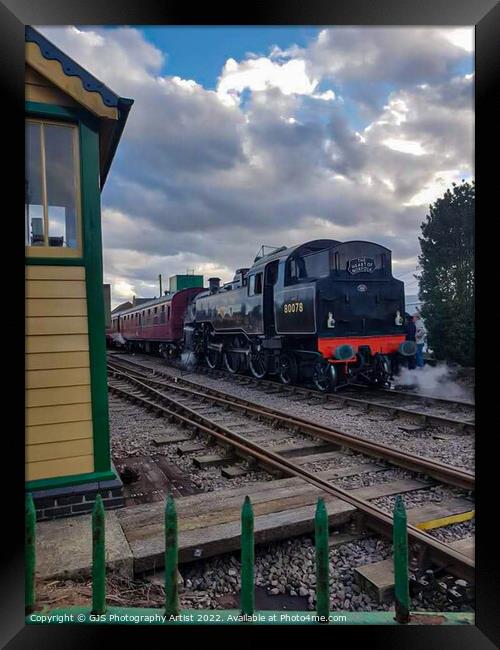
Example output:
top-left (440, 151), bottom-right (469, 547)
top-left (248, 273), bottom-right (263, 296)
top-left (25, 119), bottom-right (81, 254)
top-left (167, 306), bottom-right (171, 320)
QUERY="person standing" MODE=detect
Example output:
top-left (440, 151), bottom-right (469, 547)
top-left (405, 313), bottom-right (417, 370)
top-left (414, 312), bottom-right (427, 368)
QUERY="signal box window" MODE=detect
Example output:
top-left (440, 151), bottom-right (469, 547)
top-left (25, 119), bottom-right (81, 256)
top-left (248, 273), bottom-right (263, 296)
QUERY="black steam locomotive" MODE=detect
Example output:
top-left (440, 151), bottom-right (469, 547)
top-left (183, 239), bottom-right (412, 391)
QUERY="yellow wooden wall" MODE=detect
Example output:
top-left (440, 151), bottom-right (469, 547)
top-left (25, 64), bottom-right (81, 108)
top-left (26, 266), bottom-right (94, 481)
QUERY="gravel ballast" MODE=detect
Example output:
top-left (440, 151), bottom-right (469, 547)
top-left (111, 354), bottom-right (475, 472)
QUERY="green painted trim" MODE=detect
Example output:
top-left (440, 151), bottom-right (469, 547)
top-left (27, 607), bottom-right (475, 626)
top-left (25, 257), bottom-right (84, 266)
top-left (26, 101), bottom-right (99, 130)
top-left (25, 470), bottom-right (117, 493)
top-left (80, 122), bottom-right (111, 474)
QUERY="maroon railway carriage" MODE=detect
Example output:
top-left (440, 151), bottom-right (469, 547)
top-left (108, 287), bottom-right (204, 358)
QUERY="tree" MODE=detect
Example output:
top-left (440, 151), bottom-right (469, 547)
top-left (418, 180), bottom-right (475, 366)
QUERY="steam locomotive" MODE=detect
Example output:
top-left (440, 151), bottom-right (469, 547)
top-left (108, 239), bottom-right (414, 391)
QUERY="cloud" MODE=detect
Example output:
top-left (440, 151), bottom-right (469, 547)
top-left (216, 53), bottom-right (338, 108)
top-left (296, 27), bottom-right (474, 115)
top-left (35, 26), bottom-right (474, 307)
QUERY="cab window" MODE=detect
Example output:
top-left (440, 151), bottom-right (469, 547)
top-left (288, 251), bottom-right (329, 282)
top-left (248, 273), bottom-right (263, 296)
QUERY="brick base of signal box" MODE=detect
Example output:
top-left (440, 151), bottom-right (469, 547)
top-left (31, 470), bottom-right (124, 521)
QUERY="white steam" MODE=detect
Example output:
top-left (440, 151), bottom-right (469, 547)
top-left (180, 351), bottom-right (198, 370)
top-left (111, 332), bottom-right (126, 346)
top-left (394, 363), bottom-right (474, 401)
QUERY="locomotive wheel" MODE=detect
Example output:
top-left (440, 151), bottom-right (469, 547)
top-left (312, 359), bottom-right (334, 392)
top-left (278, 353), bottom-right (298, 385)
top-left (205, 349), bottom-right (220, 369)
top-left (249, 350), bottom-right (267, 379)
top-left (223, 350), bottom-right (242, 374)
top-left (371, 353), bottom-right (391, 387)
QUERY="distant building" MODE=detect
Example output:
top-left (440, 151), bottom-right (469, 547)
top-left (111, 295), bottom-right (154, 315)
top-left (111, 300), bottom-right (132, 314)
top-left (169, 274), bottom-right (204, 293)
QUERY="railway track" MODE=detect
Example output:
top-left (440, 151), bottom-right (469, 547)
top-left (107, 357), bottom-right (474, 582)
top-left (108, 351), bottom-right (475, 434)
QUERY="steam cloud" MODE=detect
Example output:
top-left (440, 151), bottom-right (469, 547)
top-left (180, 351), bottom-right (198, 371)
top-left (395, 363), bottom-right (474, 401)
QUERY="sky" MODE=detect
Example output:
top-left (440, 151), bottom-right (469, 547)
top-left (36, 26), bottom-right (474, 307)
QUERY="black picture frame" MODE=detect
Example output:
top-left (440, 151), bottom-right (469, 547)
top-left (2, 1), bottom-right (497, 647)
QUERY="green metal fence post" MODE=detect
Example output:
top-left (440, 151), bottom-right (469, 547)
top-left (25, 493), bottom-right (36, 614)
top-left (240, 495), bottom-right (255, 616)
top-left (91, 494), bottom-right (106, 614)
top-left (393, 495), bottom-right (410, 624)
top-left (165, 492), bottom-right (179, 617)
top-left (315, 497), bottom-right (329, 622)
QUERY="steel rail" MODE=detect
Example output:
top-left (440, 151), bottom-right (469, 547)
top-left (107, 359), bottom-right (474, 491)
top-left (108, 353), bottom-right (475, 432)
top-left (107, 368), bottom-right (474, 582)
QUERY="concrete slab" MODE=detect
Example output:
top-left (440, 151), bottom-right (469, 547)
top-left (36, 511), bottom-right (134, 580)
top-left (328, 531), bottom-right (367, 548)
top-left (221, 466), bottom-right (248, 479)
top-left (355, 558), bottom-right (394, 603)
top-left (448, 536), bottom-right (475, 560)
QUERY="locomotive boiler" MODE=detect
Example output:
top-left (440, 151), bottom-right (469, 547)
top-left (183, 239), bottom-right (412, 390)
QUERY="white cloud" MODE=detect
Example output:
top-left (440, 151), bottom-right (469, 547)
top-left (404, 169), bottom-right (465, 207)
top-left (217, 56), bottom-right (319, 106)
top-left (442, 28), bottom-right (474, 53)
top-left (35, 26), bottom-right (474, 304)
top-left (382, 138), bottom-right (426, 155)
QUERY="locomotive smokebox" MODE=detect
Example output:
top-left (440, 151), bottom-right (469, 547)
top-left (209, 277), bottom-right (221, 293)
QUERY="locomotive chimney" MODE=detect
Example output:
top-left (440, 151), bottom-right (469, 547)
top-left (209, 277), bottom-right (221, 293)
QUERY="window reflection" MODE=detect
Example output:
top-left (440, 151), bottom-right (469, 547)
top-left (25, 120), bottom-right (80, 250)
top-left (25, 121), bottom-right (45, 246)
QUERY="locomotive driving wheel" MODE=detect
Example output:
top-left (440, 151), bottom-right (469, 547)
top-left (205, 348), bottom-right (221, 369)
top-left (370, 353), bottom-right (391, 387)
top-left (223, 336), bottom-right (243, 374)
top-left (312, 359), bottom-right (335, 392)
top-left (278, 352), bottom-right (298, 385)
top-left (249, 349), bottom-right (267, 379)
